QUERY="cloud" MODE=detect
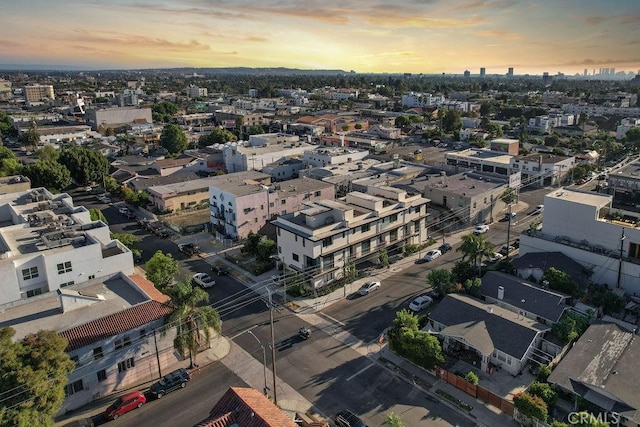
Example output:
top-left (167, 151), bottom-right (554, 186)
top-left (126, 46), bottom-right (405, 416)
top-left (245, 36), bottom-right (268, 42)
top-left (583, 16), bottom-right (607, 25)
top-left (475, 30), bottom-right (522, 40)
top-left (618, 14), bottom-right (640, 25)
top-left (68, 30), bottom-right (211, 52)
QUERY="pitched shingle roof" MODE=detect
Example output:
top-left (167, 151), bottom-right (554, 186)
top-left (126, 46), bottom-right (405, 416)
top-left (195, 387), bottom-right (297, 427)
top-left (512, 252), bottom-right (590, 288)
top-left (430, 294), bottom-right (542, 359)
top-left (481, 271), bottom-right (570, 323)
top-left (59, 300), bottom-right (171, 351)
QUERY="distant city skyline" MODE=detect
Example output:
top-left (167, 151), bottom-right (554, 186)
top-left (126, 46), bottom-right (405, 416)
top-left (1, 0), bottom-right (639, 75)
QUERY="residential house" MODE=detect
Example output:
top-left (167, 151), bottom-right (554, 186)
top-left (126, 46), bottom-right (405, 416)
top-left (152, 156), bottom-right (202, 177)
top-left (519, 189), bottom-right (640, 294)
top-left (548, 323), bottom-right (640, 427)
top-left (511, 251), bottom-right (592, 289)
top-left (272, 186), bottom-right (429, 289)
top-left (480, 271), bottom-right (572, 326)
top-left (429, 294), bottom-right (549, 376)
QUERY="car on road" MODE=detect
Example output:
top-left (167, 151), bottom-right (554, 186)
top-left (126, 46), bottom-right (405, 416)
top-left (335, 410), bottom-right (367, 427)
top-left (358, 281), bottom-right (381, 295)
top-left (149, 368), bottom-right (191, 399)
top-left (192, 272), bottom-right (215, 288)
top-left (104, 390), bottom-right (146, 420)
top-left (499, 244), bottom-right (516, 256)
top-left (409, 295), bottom-right (433, 312)
top-left (178, 243), bottom-right (200, 256)
top-left (487, 252), bottom-right (504, 263)
top-left (212, 265), bottom-right (230, 275)
top-left (438, 243), bottom-right (452, 253)
top-left (533, 204), bottom-right (544, 215)
top-left (473, 224), bottom-right (490, 234)
top-left (423, 249), bottom-right (442, 261)
top-left (502, 212), bottom-right (516, 221)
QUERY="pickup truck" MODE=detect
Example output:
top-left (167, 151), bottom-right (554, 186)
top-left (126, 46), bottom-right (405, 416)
top-left (192, 273), bottom-right (215, 288)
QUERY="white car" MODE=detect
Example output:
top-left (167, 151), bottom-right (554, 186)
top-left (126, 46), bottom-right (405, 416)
top-left (423, 249), bottom-right (442, 261)
top-left (192, 273), bottom-right (215, 288)
top-left (409, 295), bottom-right (433, 312)
top-left (487, 252), bottom-right (504, 263)
top-left (533, 205), bottom-right (544, 215)
top-left (473, 225), bottom-right (490, 234)
top-left (358, 281), bottom-right (381, 295)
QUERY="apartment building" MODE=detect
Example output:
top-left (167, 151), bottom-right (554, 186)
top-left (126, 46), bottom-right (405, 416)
top-left (210, 177), bottom-right (334, 240)
top-left (23, 84), bottom-right (55, 102)
top-left (186, 84), bottom-right (208, 99)
top-left (0, 187), bottom-right (134, 305)
top-left (222, 137), bottom-right (313, 173)
top-left (85, 106), bottom-right (153, 131)
top-left (303, 147), bottom-right (369, 168)
top-left (510, 153), bottom-right (575, 187)
top-left (272, 187), bottom-right (429, 288)
top-left (519, 189), bottom-right (640, 294)
top-left (401, 92), bottom-right (445, 108)
top-left (445, 148), bottom-right (513, 176)
top-left (616, 117), bottom-right (640, 140)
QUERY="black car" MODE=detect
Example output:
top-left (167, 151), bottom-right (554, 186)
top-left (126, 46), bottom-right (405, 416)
top-left (438, 243), bottom-right (452, 254)
top-left (335, 410), bottom-right (367, 427)
top-left (178, 243), bottom-right (199, 256)
top-left (212, 265), bottom-right (230, 275)
top-left (149, 368), bottom-right (191, 399)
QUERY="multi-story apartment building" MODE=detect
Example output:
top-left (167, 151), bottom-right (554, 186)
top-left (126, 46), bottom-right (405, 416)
top-left (519, 189), bottom-right (640, 294)
top-left (0, 187), bottom-right (134, 305)
top-left (186, 84), bottom-right (208, 99)
top-left (210, 177), bottom-right (334, 240)
top-left (272, 187), bottom-right (429, 288)
top-left (303, 147), bottom-right (369, 168)
top-left (527, 114), bottom-right (576, 134)
top-left (401, 92), bottom-right (445, 108)
top-left (23, 84), bottom-right (55, 102)
top-left (616, 117), bottom-right (640, 140)
top-left (85, 106), bottom-right (153, 131)
top-left (510, 153), bottom-right (575, 187)
top-left (222, 137), bottom-right (313, 173)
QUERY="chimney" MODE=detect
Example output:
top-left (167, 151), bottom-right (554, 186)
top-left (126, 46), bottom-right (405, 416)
top-left (498, 286), bottom-right (504, 300)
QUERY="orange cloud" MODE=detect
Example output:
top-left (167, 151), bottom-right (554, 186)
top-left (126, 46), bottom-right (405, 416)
top-left (475, 30), bottom-right (522, 40)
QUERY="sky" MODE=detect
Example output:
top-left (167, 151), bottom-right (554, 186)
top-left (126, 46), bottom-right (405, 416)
top-left (1, 0), bottom-right (639, 75)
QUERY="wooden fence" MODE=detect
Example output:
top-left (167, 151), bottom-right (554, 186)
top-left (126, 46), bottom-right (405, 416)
top-left (436, 367), bottom-right (515, 416)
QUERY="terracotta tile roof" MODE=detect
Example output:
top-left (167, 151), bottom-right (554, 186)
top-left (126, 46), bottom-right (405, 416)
top-left (195, 387), bottom-right (297, 427)
top-left (129, 273), bottom-right (170, 303)
top-left (59, 300), bottom-right (171, 351)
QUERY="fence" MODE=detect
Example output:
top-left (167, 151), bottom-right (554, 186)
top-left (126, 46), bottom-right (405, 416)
top-left (436, 367), bottom-right (515, 416)
top-left (513, 407), bottom-right (552, 427)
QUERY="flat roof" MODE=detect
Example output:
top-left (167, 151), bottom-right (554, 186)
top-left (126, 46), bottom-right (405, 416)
top-left (517, 153), bottom-right (573, 163)
top-left (149, 171), bottom-right (269, 197)
top-left (610, 158), bottom-right (640, 179)
top-left (545, 188), bottom-right (612, 208)
top-left (445, 148), bottom-right (513, 165)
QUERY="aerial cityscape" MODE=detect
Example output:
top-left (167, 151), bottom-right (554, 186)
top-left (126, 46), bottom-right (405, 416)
top-left (1, 2), bottom-right (640, 427)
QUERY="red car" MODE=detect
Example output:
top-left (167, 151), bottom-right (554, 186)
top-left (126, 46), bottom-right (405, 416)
top-left (104, 390), bottom-right (146, 420)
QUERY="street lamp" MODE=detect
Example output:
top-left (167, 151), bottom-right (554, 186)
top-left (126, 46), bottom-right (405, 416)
top-left (247, 330), bottom-right (268, 397)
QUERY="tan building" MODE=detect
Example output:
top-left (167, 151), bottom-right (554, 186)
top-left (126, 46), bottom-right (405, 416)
top-left (23, 84), bottom-right (55, 102)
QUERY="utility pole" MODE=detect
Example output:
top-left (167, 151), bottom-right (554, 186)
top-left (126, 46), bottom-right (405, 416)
top-left (617, 228), bottom-right (626, 288)
top-left (268, 289), bottom-right (278, 405)
top-left (153, 330), bottom-right (162, 379)
top-left (506, 203), bottom-right (513, 262)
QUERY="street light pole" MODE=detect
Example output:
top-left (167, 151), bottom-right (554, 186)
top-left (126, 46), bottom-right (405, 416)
top-left (267, 288), bottom-right (278, 405)
top-left (247, 330), bottom-right (268, 397)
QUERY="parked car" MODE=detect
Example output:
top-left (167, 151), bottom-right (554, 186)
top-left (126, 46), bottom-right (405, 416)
top-left (502, 212), bottom-right (516, 221)
top-left (178, 243), bottom-right (199, 256)
top-left (533, 204), bottom-right (544, 215)
top-left (473, 224), bottom-right (490, 234)
top-left (438, 243), bottom-right (452, 254)
top-left (409, 295), bottom-right (433, 312)
top-left (104, 391), bottom-right (146, 420)
top-left (212, 265), bottom-right (230, 275)
top-left (487, 252), bottom-right (504, 263)
top-left (335, 410), bottom-right (367, 427)
top-left (358, 281), bottom-right (381, 295)
top-left (499, 244), bottom-right (516, 256)
top-left (192, 272), bottom-right (215, 288)
top-left (118, 206), bottom-right (130, 215)
top-left (149, 368), bottom-right (191, 399)
top-left (423, 249), bottom-right (442, 261)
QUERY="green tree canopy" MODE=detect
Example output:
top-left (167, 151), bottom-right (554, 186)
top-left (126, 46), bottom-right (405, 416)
top-left (152, 101), bottom-right (178, 123)
top-left (394, 116), bottom-right (411, 128)
top-left (457, 233), bottom-right (494, 271)
top-left (0, 328), bottom-right (75, 427)
top-left (426, 268), bottom-right (454, 295)
top-left (378, 248), bottom-right (390, 269)
top-left (389, 310), bottom-right (444, 369)
top-left (552, 311), bottom-right (589, 344)
top-left (0, 112), bottom-right (16, 138)
top-left (0, 146), bottom-right (22, 177)
top-left (440, 109), bottom-right (462, 132)
top-left (59, 146), bottom-right (109, 186)
top-left (89, 208), bottom-right (108, 224)
top-left (165, 279), bottom-right (221, 367)
top-left (256, 238), bottom-right (276, 262)
top-left (23, 160), bottom-right (71, 192)
top-left (19, 126), bottom-right (40, 150)
top-left (111, 232), bottom-right (141, 258)
top-left (159, 124), bottom-right (188, 154)
top-left (542, 267), bottom-right (579, 295)
top-left (198, 128), bottom-right (238, 147)
top-left (514, 392), bottom-right (548, 422)
top-left (144, 250), bottom-right (179, 290)
top-left (36, 145), bottom-right (59, 163)
top-left (527, 381), bottom-right (557, 407)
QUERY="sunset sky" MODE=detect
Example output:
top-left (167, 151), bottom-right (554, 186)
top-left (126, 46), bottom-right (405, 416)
top-left (2, 0), bottom-right (639, 75)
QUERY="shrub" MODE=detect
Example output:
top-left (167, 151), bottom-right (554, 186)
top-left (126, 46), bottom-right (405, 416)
top-left (514, 392), bottom-right (548, 422)
top-left (537, 365), bottom-right (551, 383)
top-left (465, 371), bottom-right (479, 385)
top-left (528, 381), bottom-right (557, 407)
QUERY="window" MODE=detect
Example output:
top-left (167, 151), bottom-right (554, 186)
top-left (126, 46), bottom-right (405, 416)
top-left (22, 267), bottom-right (39, 280)
top-left (25, 288), bottom-right (42, 298)
top-left (322, 236), bottom-right (333, 247)
top-left (277, 228), bottom-right (281, 236)
top-left (292, 253), bottom-right (299, 262)
top-left (315, 191), bottom-right (321, 197)
top-left (93, 346), bottom-right (103, 360)
top-left (389, 214), bottom-right (398, 223)
top-left (280, 199), bottom-right (286, 205)
top-left (629, 242), bottom-right (640, 260)
top-left (57, 261), bottom-right (72, 274)
top-left (302, 239), bottom-right (305, 247)
top-left (115, 336), bottom-right (131, 350)
top-left (88, 275), bottom-right (95, 280)
top-left (64, 379), bottom-right (84, 396)
top-left (118, 357), bottom-right (135, 373)
top-left (361, 224), bottom-right (370, 233)
top-left (60, 281), bottom-right (75, 288)
top-left (97, 369), bottom-right (107, 382)
top-left (140, 329), bottom-right (147, 339)
top-left (295, 235), bottom-right (298, 242)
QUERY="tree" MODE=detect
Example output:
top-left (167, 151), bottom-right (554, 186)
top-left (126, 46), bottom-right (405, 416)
top-left (243, 232), bottom-right (262, 256)
top-left (384, 412), bottom-right (406, 427)
top-left (440, 109), bottom-right (462, 132)
top-left (378, 248), bottom-right (390, 269)
top-left (457, 233), bottom-right (494, 274)
top-left (36, 145), bottom-right (59, 162)
top-left (152, 101), bottom-right (178, 123)
top-left (537, 364), bottom-right (551, 383)
top-left (451, 260), bottom-right (478, 284)
top-left (198, 128), bottom-right (238, 147)
top-left (23, 160), bottom-right (71, 192)
top-left (256, 238), bottom-right (276, 262)
top-left (145, 250), bottom-right (179, 290)
top-left (0, 328), bottom-right (75, 427)
top-left (542, 267), bottom-right (579, 295)
top-left (500, 187), bottom-right (518, 205)
top-left (389, 310), bottom-right (444, 369)
top-left (463, 278), bottom-right (482, 297)
top-left (19, 125), bottom-right (40, 151)
top-left (0, 146), bottom-right (22, 177)
top-left (552, 311), bottom-right (589, 343)
top-left (111, 232), bottom-right (141, 258)
top-left (513, 392), bottom-right (548, 423)
top-left (59, 146), bottom-right (109, 186)
top-left (89, 208), bottom-right (108, 224)
top-left (245, 125), bottom-right (265, 135)
top-left (159, 124), bottom-right (188, 154)
top-left (426, 268), bottom-right (454, 295)
top-left (528, 381), bottom-right (557, 407)
top-left (394, 116), bottom-right (411, 128)
top-left (165, 279), bottom-right (221, 368)
top-left (465, 371), bottom-right (479, 385)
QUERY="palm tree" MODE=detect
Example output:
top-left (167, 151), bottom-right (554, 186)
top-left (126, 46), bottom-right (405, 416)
top-left (385, 412), bottom-right (406, 427)
top-left (457, 233), bottom-right (494, 276)
top-left (165, 279), bottom-right (221, 368)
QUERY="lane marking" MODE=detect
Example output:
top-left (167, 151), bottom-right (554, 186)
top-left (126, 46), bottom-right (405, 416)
top-left (229, 324), bottom-right (259, 339)
top-left (317, 312), bottom-right (346, 327)
top-left (346, 362), bottom-right (374, 381)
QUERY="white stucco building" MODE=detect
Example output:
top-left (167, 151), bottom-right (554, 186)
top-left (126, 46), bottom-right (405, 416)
top-left (272, 187), bottom-right (430, 288)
